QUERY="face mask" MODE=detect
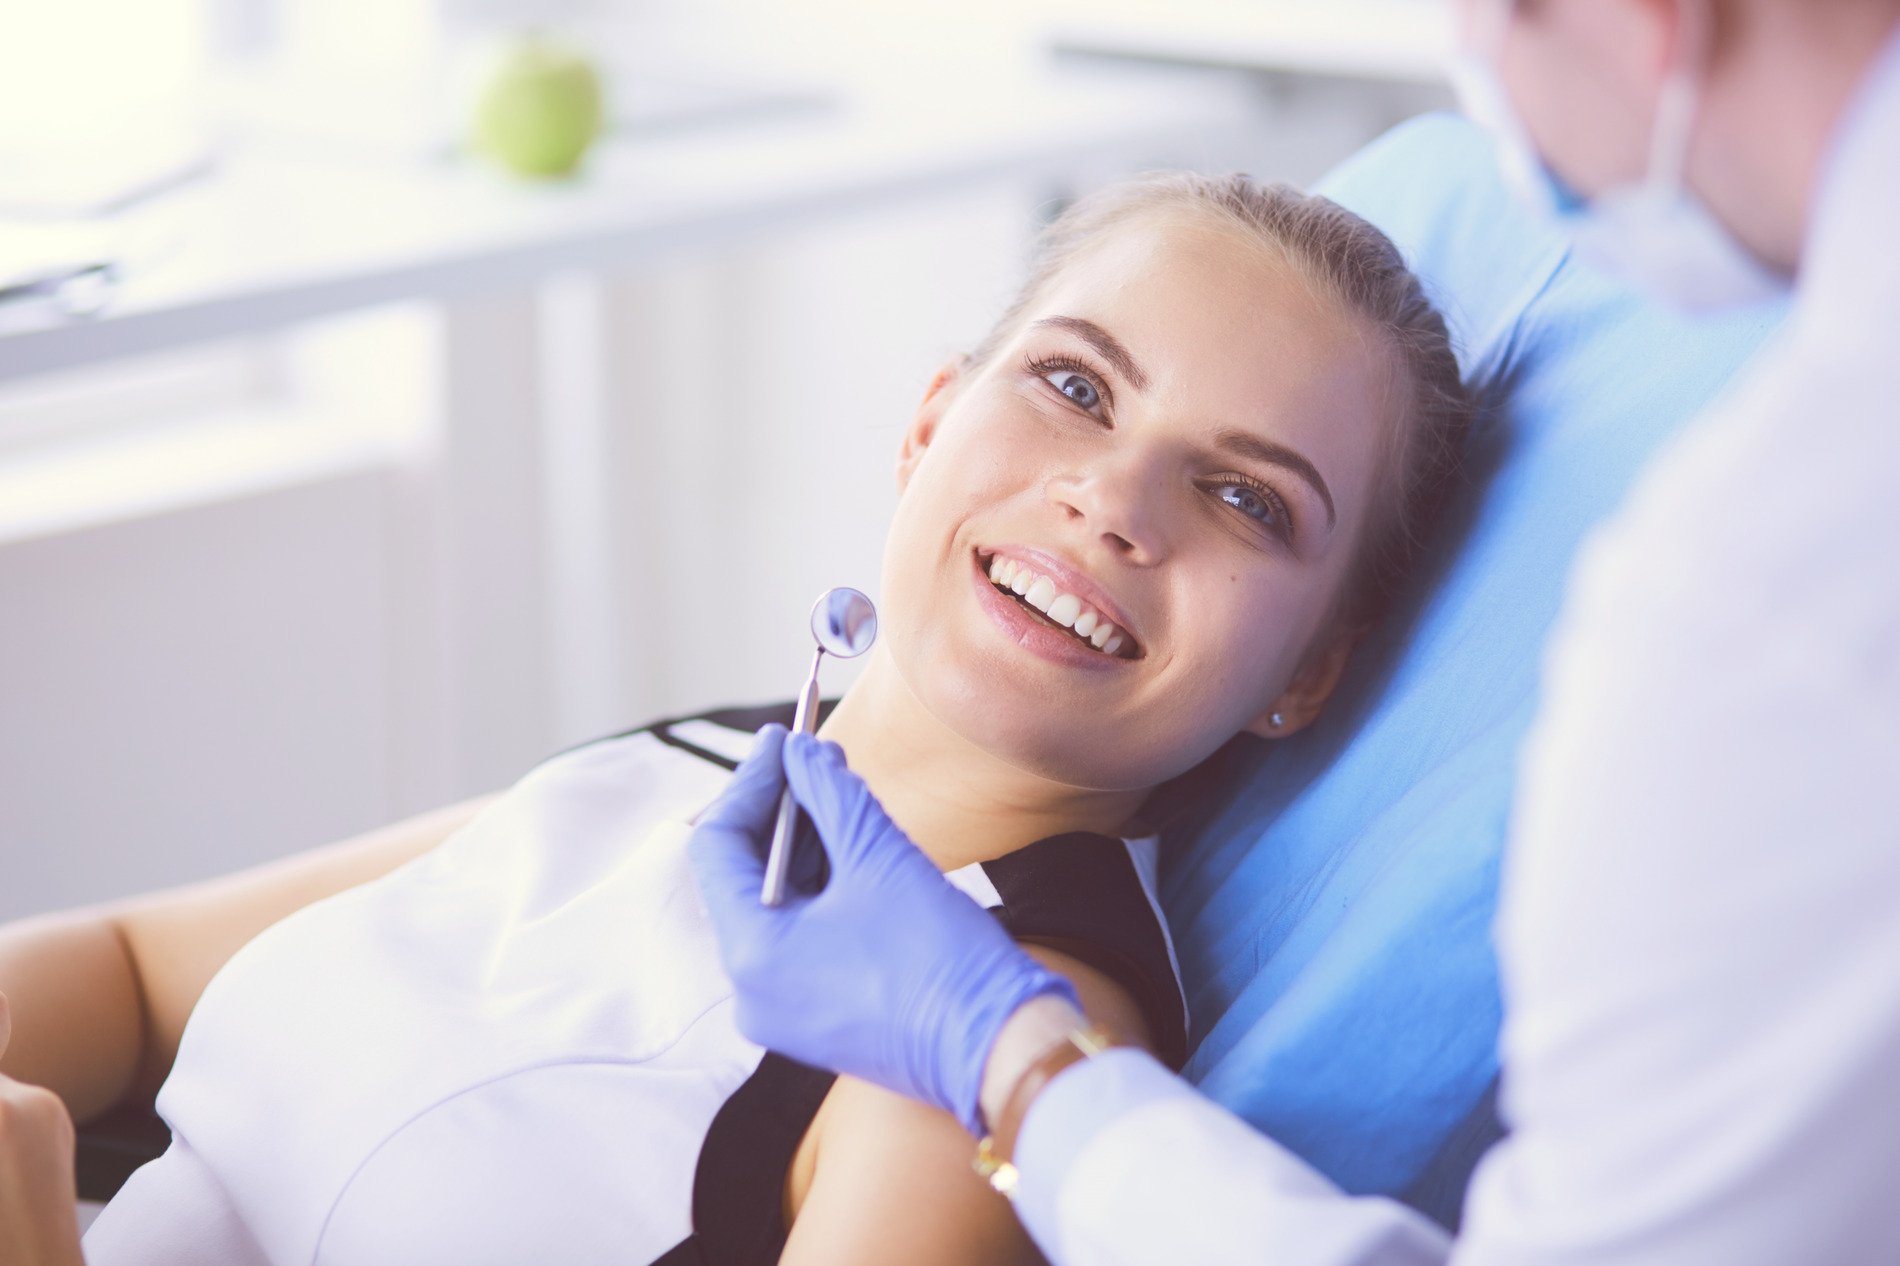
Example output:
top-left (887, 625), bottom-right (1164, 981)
top-left (1448, 2), bottom-right (1789, 312)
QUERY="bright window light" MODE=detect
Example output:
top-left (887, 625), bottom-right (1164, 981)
top-left (0, 0), bottom-right (206, 155)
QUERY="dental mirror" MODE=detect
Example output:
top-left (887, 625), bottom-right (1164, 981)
top-left (761, 587), bottom-right (878, 906)
top-left (812, 586), bottom-right (878, 659)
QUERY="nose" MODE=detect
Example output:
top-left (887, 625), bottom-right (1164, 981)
top-left (1045, 450), bottom-right (1167, 565)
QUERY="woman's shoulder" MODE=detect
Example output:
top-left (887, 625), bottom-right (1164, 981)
top-left (974, 833), bottom-right (1189, 1069)
top-left (203, 712), bottom-right (770, 1009)
top-left (170, 718), bottom-right (760, 1082)
top-left (153, 721), bottom-right (772, 1256)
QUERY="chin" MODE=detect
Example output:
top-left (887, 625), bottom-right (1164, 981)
top-left (893, 638), bottom-right (1184, 792)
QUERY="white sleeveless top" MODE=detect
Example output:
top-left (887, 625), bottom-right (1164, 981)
top-left (84, 719), bottom-right (1183, 1266)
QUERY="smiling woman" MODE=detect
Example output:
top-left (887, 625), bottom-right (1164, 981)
top-left (8, 172), bottom-right (1468, 1266)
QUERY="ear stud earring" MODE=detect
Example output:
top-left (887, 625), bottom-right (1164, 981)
top-left (1270, 712), bottom-right (1284, 728)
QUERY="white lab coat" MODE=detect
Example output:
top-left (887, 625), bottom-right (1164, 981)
top-left (1009, 26), bottom-right (1900, 1265)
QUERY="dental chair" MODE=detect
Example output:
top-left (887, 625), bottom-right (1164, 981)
top-left (75, 115), bottom-right (1784, 1224)
top-left (1154, 113), bottom-right (1784, 1228)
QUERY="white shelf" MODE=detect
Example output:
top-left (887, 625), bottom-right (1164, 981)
top-left (0, 63), bottom-right (1254, 383)
top-left (1048, 0), bottom-right (1452, 86)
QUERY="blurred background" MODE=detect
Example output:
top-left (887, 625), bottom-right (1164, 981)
top-left (0, 0), bottom-right (1452, 918)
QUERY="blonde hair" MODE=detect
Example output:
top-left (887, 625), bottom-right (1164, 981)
top-left (968, 173), bottom-right (1470, 637)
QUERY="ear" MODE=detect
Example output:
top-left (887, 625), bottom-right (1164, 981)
top-left (1243, 634), bottom-right (1357, 740)
top-left (896, 357), bottom-right (963, 494)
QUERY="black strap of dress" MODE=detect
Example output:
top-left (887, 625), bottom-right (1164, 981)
top-left (632, 703), bottom-right (1187, 1266)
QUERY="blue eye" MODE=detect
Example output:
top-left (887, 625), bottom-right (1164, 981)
top-left (1045, 371), bottom-right (1100, 411)
top-left (1218, 483), bottom-right (1277, 525)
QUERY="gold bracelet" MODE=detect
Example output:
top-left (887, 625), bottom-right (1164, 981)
top-left (973, 1026), bottom-right (1116, 1197)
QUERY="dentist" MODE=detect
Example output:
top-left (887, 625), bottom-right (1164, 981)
top-left (693, 1), bottom-right (1900, 1262)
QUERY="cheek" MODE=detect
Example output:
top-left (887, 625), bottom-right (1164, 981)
top-left (893, 400), bottom-right (1056, 541)
top-left (1185, 582), bottom-right (1281, 700)
top-left (1503, 10), bottom-right (1656, 193)
top-left (1166, 561), bottom-right (1328, 715)
top-left (878, 411), bottom-right (1041, 635)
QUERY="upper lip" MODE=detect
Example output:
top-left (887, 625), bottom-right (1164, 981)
top-left (977, 544), bottom-right (1144, 652)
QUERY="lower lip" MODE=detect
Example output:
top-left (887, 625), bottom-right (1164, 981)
top-left (971, 553), bottom-right (1127, 671)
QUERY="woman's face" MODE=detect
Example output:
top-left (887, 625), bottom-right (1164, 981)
top-left (879, 212), bottom-right (1392, 791)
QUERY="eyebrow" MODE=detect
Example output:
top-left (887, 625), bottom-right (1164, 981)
top-left (1031, 316), bottom-right (1151, 393)
top-left (1214, 430), bottom-right (1337, 528)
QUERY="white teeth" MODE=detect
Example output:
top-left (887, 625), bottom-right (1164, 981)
top-left (987, 555), bottom-right (1132, 657)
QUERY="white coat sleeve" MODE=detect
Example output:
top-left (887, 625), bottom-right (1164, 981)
top-left (1011, 1048), bottom-right (1452, 1266)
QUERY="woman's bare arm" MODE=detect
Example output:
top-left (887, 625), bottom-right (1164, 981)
top-left (0, 993), bottom-right (85, 1266)
top-left (779, 944), bottom-right (1153, 1266)
top-left (0, 796), bottom-right (493, 1122)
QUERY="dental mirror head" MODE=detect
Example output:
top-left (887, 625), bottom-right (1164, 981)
top-left (811, 587), bottom-right (877, 659)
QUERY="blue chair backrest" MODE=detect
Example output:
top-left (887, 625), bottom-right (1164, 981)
top-left (1158, 114), bottom-right (1785, 1208)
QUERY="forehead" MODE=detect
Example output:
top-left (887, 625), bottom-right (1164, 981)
top-left (1026, 211), bottom-right (1394, 442)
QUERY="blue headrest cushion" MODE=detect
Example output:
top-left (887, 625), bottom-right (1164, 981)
top-left (1159, 113), bottom-right (1784, 1198)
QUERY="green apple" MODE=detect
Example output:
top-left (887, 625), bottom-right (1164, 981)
top-left (473, 36), bottom-right (604, 179)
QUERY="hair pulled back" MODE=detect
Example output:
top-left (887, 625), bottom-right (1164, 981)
top-left (968, 173), bottom-right (1470, 638)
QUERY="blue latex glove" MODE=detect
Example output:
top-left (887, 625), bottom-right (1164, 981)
top-left (689, 725), bottom-right (1081, 1133)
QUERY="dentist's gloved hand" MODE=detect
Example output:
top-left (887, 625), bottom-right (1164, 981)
top-left (689, 725), bottom-right (1080, 1134)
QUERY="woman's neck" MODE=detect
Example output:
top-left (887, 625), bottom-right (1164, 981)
top-left (815, 648), bottom-right (1149, 873)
